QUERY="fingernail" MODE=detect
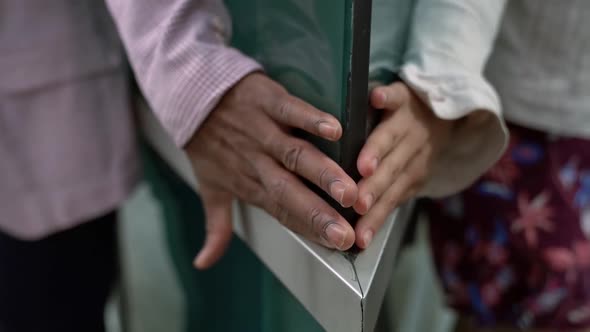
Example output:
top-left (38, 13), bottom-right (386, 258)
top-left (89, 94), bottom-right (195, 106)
top-left (364, 193), bottom-right (374, 211)
top-left (325, 223), bottom-right (347, 250)
top-left (319, 122), bottom-right (339, 139)
top-left (363, 230), bottom-right (374, 248)
top-left (330, 181), bottom-right (347, 206)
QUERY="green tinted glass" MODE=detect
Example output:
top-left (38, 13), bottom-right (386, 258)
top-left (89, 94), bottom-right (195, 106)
top-left (224, 0), bottom-right (374, 222)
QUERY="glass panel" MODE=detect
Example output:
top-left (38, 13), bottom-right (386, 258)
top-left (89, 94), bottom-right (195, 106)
top-left (225, 0), bottom-right (347, 137)
top-left (224, 0), bottom-right (373, 223)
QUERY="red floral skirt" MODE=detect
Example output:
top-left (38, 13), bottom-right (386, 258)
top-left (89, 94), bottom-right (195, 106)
top-left (428, 123), bottom-right (590, 331)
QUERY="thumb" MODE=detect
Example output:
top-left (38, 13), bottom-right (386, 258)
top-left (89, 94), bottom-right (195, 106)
top-left (194, 186), bottom-right (234, 270)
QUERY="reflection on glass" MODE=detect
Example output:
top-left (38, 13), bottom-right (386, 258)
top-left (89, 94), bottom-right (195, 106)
top-left (369, 0), bottom-right (414, 83)
top-left (225, 0), bottom-right (343, 160)
top-left (225, 0), bottom-right (366, 222)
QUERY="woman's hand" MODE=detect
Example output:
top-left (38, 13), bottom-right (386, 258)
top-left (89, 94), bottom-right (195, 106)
top-left (354, 82), bottom-right (456, 248)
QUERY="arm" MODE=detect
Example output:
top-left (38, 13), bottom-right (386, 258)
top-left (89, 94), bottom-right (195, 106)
top-left (105, 0), bottom-right (261, 146)
top-left (105, 0), bottom-right (360, 267)
top-left (400, 0), bottom-right (509, 197)
top-left (355, 0), bottom-right (508, 248)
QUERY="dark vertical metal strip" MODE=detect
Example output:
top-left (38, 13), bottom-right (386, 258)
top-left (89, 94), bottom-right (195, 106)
top-left (337, 0), bottom-right (373, 226)
top-left (342, 2), bottom-right (373, 330)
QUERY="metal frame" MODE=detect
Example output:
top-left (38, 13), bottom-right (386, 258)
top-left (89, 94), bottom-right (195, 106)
top-left (139, 106), bottom-right (413, 332)
top-left (332, 0), bottom-right (378, 225)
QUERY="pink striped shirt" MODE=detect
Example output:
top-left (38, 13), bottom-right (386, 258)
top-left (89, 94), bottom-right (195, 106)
top-left (0, 0), bottom-right (260, 239)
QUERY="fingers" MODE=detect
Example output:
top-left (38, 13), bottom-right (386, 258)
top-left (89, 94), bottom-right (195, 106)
top-left (370, 82), bottom-right (410, 111)
top-left (357, 115), bottom-right (407, 177)
top-left (355, 150), bottom-right (431, 248)
top-left (354, 172), bottom-right (415, 249)
top-left (194, 186), bottom-right (234, 270)
top-left (255, 155), bottom-right (355, 250)
top-left (354, 137), bottom-right (420, 215)
top-left (265, 134), bottom-right (358, 207)
top-left (357, 84), bottom-right (410, 177)
top-left (266, 94), bottom-right (342, 141)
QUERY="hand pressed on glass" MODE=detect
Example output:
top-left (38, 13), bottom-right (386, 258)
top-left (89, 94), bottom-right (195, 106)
top-left (185, 73), bottom-right (359, 269)
top-left (354, 82), bottom-right (455, 248)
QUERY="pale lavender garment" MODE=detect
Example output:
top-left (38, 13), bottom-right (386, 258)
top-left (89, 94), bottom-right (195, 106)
top-left (105, 0), bottom-right (262, 146)
top-left (0, 0), bottom-right (260, 239)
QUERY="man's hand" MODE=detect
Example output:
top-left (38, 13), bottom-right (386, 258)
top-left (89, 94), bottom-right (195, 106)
top-left (185, 73), bottom-right (358, 269)
top-left (353, 82), bottom-right (455, 249)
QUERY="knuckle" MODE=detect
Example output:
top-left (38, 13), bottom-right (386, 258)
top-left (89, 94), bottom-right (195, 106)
top-left (318, 167), bottom-right (331, 190)
top-left (262, 131), bottom-right (281, 153)
top-left (275, 205), bottom-right (298, 232)
top-left (269, 204), bottom-right (289, 225)
top-left (390, 163), bottom-right (403, 178)
top-left (277, 97), bottom-right (294, 122)
top-left (269, 203), bottom-right (282, 219)
top-left (268, 178), bottom-right (288, 202)
top-left (398, 130), bottom-right (410, 144)
top-left (389, 133), bottom-right (401, 148)
top-left (278, 208), bottom-right (290, 226)
top-left (308, 207), bottom-right (324, 236)
top-left (283, 143), bottom-right (304, 172)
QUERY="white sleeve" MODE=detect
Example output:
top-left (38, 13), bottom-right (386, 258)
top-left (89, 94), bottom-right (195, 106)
top-left (400, 0), bottom-right (509, 197)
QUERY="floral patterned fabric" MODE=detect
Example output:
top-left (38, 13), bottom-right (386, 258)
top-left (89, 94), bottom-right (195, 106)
top-left (428, 124), bottom-right (590, 331)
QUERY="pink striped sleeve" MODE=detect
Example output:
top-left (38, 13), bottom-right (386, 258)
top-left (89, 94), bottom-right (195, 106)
top-left (105, 0), bottom-right (261, 146)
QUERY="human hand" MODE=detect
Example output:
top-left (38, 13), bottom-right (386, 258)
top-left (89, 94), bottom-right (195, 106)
top-left (185, 73), bottom-right (358, 269)
top-left (353, 82), bottom-right (455, 248)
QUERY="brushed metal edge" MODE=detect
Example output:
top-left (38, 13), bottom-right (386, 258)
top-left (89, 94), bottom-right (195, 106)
top-left (139, 104), bottom-right (411, 332)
